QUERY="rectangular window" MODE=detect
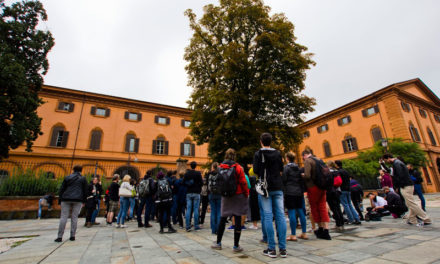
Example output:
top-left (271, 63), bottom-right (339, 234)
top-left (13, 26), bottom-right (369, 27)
top-left (183, 143), bottom-right (191, 156)
top-left (342, 137), bottom-right (358, 153)
top-left (338, 116), bottom-right (351, 126)
top-left (128, 113), bottom-right (139, 121)
top-left (156, 141), bottom-right (165, 155)
top-left (362, 105), bottom-right (379, 117)
top-left (128, 138), bottom-right (136, 152)
top-left (183, 120), bottom-right (191, 128)
top-left (58, 102), bottom-right (74, 112)
top-left (303, 131), bottom-right (310, 139)
top-left (95, 108), bottom-right (106, 116)
top-left (401, 101), bottom-right (411, 112)
top-left (63, 103), bottom-right (71, 111)
top-left (317, 124), bottom-right (328, 133)
top-left (158, 117), bottom-right (167, 124)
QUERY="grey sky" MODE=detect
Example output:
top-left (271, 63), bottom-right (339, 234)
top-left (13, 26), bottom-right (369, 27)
top-left (35, 0), bottom-right (440, 120)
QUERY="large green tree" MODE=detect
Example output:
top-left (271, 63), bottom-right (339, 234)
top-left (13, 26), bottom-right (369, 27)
top-left (184, 0), bottom-right (315, 164)
top-left (0, 0), bottom-right (54, 159)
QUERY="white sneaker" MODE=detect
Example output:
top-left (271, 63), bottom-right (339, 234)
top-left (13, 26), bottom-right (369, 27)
top-left (121, 225), bottom-right (126, 228)
top-left (116, 224), bottom-right (121, 228)
top-left (248, 225), bottom-right (258, 230)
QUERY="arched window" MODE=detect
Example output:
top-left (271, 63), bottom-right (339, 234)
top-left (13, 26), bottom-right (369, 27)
top-left (152, 136), bottom-right (168, 155)
top-left (371, 127), bottom-right (383, 143)
top-left (323, 141), bottom-right (331, 157)
top-left (342, 135), bottom-right (358, 153)
top-left (427, 127), bottom-right (437, 146)
top-left (89, 129), bottom-right (103, 150)
top-left (181, 139), bottom-right (195, 157)
top-left (49, 125), bottom-right (69, 147)
top-left (409, 123), bottom-right (421, 142)
top-left (125, 133), bottom-right (139, 153)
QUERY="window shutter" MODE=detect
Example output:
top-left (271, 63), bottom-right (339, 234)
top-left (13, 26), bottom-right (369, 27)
top-left (428, 129), bottom-right (437, 146)
top-left (317, 126), bottom-right (322, 133)
top-left (191, 144), bottom-right (195, 157)
top-left (347, 115), bottom-right (351, 123)
top-left (138, 113), bottom-right (142, 121)
top-left (124, 111), bottom-right (129, 120)
top-left (90, 131), bottom-right (96, 149)
top-left (324, 142), bottom-right (331, 157)
top-left (342, 140), bottom-right (348, 153)
top-left (50, 127), bottom-right (61, 146)
top-left (91, 106), bottom-right (96, 115)
top-left (166, 117), bottom-right (170, 125)
top-left (414, 127), bottom-right (421, 142)
top-left (362, 109), bottom-right (367, 117)
top-left (165, 141), bottom-right (169, 155)
top-left (181, 119), bottom-right (185, 127)
top-left (58, 102), bottom-right (64, 110)
top-left (105, 108), bottom-right (111, 117)
top-left (61, 131), bottom-right (69, 147)
top-left (155, 116), bottom-right (159, 124)
top-left (95, 131), bottom-right (102, 150)
top-left (134, 138), bottom-right (140, 153)
top-left (352, 137), bottom-right (358, 150)
top-left (337, 118), bottom-right (342, 126)
top-left (152, 140), bottom-right (157, 154)
top-left (180, 143), bottom-right (184, 156)
top-left (325, 124), bottom-right (329, 131)
top-left (125, 135), bottom-right (130, 152)
top-left (374, 105), bottom-right (379, 114)
top-left (372, 127), bottom-right (383, 143)
top-left (69, 103), bottom-right (75, 112)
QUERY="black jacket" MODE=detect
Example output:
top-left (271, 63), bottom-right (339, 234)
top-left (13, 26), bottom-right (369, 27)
top-left (253, 148), bottom-right (284, 191)
top-left (108, 182), bottom-right (120, 202)
top-left (338, 168), bottom-right (351, 192)
top-left (392, 159), bottom-right (414, 189)
top-left (385, 191), bottom-right (407, 210)
top-left (282, 163), bottom-right (304, 196)
top-left (59, 172), bottom-right (87, 203)
top-left (183, 169), bottom-right (203, 194)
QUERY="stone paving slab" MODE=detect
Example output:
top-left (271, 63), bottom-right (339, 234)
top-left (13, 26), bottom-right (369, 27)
top-left (1, 194), bottom-right (440, 263)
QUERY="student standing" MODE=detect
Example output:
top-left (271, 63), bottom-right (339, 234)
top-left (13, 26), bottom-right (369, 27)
top-left (183, 161), bottom-right (203, 231)
top-left (116, 175), bottom-right (133, 228)
top-left (55, 165), bottom-right (87, 242)
top-left (107, 175), bottom-right (120, 226)
top-left (208, 162), bottom-right (221, 234)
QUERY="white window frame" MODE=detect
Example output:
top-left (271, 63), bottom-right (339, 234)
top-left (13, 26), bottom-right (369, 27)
top-left (128, 138), bottom-right (136, 152)
top-left (184, 120), bottom-right (191, 128)
top-left (156, 140), bottom-right (165, 155)
top-left (158, 117), bottom-right (167, 125)
top-left (128, 113), bottom-right (138, 121)
top-left (183, 143), bottom-right (191, 156)
top-left (55, 131), bottom-right (64, 147)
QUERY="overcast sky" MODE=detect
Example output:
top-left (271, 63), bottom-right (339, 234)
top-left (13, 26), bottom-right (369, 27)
top-left (30, 0), bottom-right (440, 120)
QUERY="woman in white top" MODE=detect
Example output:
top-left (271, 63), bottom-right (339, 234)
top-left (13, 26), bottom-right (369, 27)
top-left (116, 175), bottom-right (134, 228)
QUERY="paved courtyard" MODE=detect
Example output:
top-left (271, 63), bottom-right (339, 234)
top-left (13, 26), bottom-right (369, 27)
top-left (1, 194), bottom-right (440, 264)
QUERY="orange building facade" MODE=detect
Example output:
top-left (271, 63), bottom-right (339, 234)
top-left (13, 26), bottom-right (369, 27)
top-left (1, 85), bottom-right (209, 179)
top-left (297, 79), bottom-right (440, 192)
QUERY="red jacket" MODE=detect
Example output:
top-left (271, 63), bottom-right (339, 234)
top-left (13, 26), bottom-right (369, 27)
top-left (219, 162), bottom-right (249, 197)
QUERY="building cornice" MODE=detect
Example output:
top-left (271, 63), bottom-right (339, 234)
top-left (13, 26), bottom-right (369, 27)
top-left (39, 85), bottom-right (193, 117)
top-left (298, 78), bottom-right (439, 129)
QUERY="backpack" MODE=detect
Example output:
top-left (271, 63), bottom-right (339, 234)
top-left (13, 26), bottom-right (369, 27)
top-left (157, 179), bottom-right (172, 200)
top-left (208, 172), bottom-right (221, 195)
top-left (333, 173), bottom-right (343, 188)
top-left (217, 163), bottom-right (237, 197)
top-left (311, 157), bottom-right (333, 190)
top-left (138, 179), bottom-right (150, 198)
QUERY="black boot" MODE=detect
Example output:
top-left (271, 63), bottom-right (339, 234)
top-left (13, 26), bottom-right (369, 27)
top-left (314, 227), bottom-right (323, 238)
top-left (168, 226), bottom-right (177, 233)
top-left (159, 228), bottom-right (164, 234)
top-left (318, 229), bottom-right (332, 240)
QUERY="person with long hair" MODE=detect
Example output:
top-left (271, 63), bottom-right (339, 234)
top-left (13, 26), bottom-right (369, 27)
top-left (116, 175), bottom-right (133, 228)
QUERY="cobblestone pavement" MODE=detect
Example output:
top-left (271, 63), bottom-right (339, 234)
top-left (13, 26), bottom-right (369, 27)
top-left (1, 194), bottom-right (440, 264)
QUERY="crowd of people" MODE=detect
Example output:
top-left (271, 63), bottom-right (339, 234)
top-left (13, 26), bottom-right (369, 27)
top-left (52, 133), bottom-right (431, 259)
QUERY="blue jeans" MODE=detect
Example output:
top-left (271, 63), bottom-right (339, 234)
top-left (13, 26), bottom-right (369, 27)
top-left (91, 199), bottom-right (100, 223)
top-left (258, 194), bottom-right (267, 242)
top-left (171, 194), bottom-right (178, 223)
top-left (414, 184), bottom-right (426, 211)
top-left (117, 197), bottom-right (130, 225)
top-left (38, 199), bottom-right (44, 218)
top-left (129, 197), bottom-right (136, 219)
top-left (209, 194), bottom-right (221, 234)
top-left (340, 191), bottom-right (359, 222)
top-left (288, 208), bottom-right (306, 235)
top-left (185, 193), bottom-right (200, 229)
top-left (260, 191), bottom-right (287, 250)
top-left (137, 196), bottom-right (153, 224)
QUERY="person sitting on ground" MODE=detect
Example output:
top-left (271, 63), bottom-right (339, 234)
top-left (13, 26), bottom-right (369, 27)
top-left (367, 192), bottom-right (389, 216)
top-left (211, 148), bottom-right (249, 253)
top-left (38, 192), bottom-right (54, 219)
top-left (383, 186), bottom-right (408, 218)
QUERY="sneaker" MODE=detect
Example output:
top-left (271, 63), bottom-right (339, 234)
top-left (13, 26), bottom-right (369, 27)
top-left (259, 239), bottom-right (268, 244)
top-left (241, 226), bottom-right (246, 230)
top-left (279, 249), bottom-right (287, 258)
top-left (227, 225), bottom-right (235, 230)
top-left (168, 227), bottom-right (177, 233)
top-left (144, 224), bottom-right (153, 228)
top-left (248, 225), bottom-right (258, 230)
top-left (211, 242), bottom-right (222, 250)
top-left (120, 225), bottom-right (126, 228)
top-left (353, 221), bottom-right (362, 225)
top-left (186, 228), bottom-right (191, 232)
top-left (54, 238), bottom-right (62, 243)
top-left (195, 227), bottom-right (202, 231)
top-left (69, 237), bottom-right (75, 241)
top-left (233, 246), bottom-right (243, 252)
top-left (92, 222), bottom-right (100, 225)
top-left (116, 224), bottom-right (121, 228)
top-left (263, 249), bottom-right (277, 258)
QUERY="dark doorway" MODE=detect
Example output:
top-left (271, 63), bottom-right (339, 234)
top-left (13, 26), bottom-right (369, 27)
top-left (114, 166), bottom-right (139, 181)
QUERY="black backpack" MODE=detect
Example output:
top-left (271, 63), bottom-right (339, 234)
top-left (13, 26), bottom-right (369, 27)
top-left (208, 172), bottom-right (221, 195)
top-left (138, 179), bottom-right (150, 198)
top-left (157, 179), bottom-right (172, 200)
top-left (217, 163), bottom-right (237, 197)
top-left (311, 157), bottom-right (333, 190)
